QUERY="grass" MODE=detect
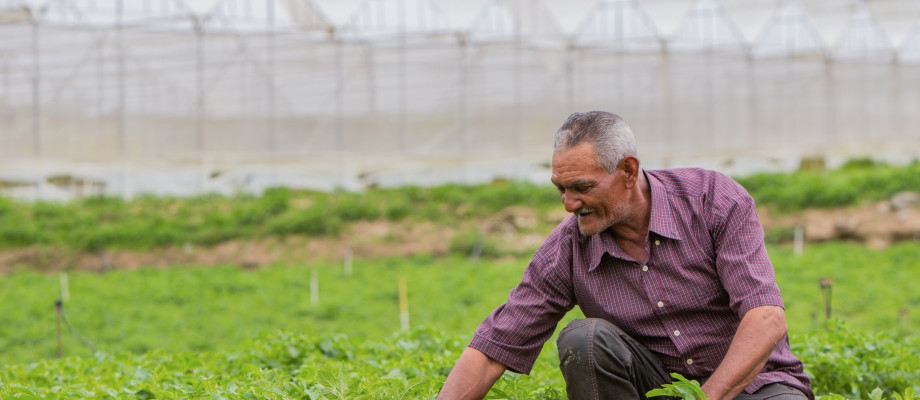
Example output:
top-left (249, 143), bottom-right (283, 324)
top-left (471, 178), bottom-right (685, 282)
top-left (2, 160), bottom-right (918, 252)
top-left (0, 242), bottom-right (918, 399)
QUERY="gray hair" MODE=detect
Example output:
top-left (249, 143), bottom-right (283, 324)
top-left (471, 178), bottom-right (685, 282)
top-left (553, 111), bottom-right (638, 173)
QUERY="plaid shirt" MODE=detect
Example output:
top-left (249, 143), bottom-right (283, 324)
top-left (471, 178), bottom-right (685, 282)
top-left (469, 168), bottom-right (812, 398)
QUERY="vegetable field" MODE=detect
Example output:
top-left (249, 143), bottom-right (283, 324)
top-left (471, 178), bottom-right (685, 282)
top-left (2, 161), bottom-right (919, 399)
top-left (2, 243), bottom-right (919, 399)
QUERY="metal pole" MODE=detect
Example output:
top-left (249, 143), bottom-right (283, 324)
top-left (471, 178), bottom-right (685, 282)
top-left (824, 57), bottom-right (836, 151)
top-left (513, 8), bottom-right (521, 151)
top-left (117, 0), bottom-right (129, 198)
top-left (267, 0), bottom-right (276, 152)
top-left (117, 0), bottom-right (126, 159)
top-left (31, 16), bottom-right (42, 201)
top-left (196, 18), bottom-right (205, 154)
top-left (891, 62), bottom-right (903, 148)
top-left (397, 0), bottom-right (407, 151)
top-left (565, 44), bottom-right (574, 112)
top-left (2, 60), bottom-right (8, 104)
top-left (660, 45), bottom-right (673, 167)
top-left (366, 45), bottom-right (376, 115)
top-left (31, 18), bottom-right (41, 159)
top-left (335, 39), bottom-right (344, 152)
top-left (745, 52), bottom-right (757, 158)
top-left (458, 35), bottom-right (468, 154)
top-left (195, 17), bottom-right (206, 192)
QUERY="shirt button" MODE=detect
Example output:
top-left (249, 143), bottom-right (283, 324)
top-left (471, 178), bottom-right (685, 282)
top-left (654, 240), bottom-right (660, 246)
top-left (686, 358), bottom-right (693, 365)
top-left (674, 330), bottom-right (680, 336)
top-left (657, 301), bottom-right (664, 308)
top-left (642, 265), bottom-right (649, 272)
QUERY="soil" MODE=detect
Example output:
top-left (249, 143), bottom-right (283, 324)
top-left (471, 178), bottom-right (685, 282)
top-left (1, 198), bottom-right (917, 275)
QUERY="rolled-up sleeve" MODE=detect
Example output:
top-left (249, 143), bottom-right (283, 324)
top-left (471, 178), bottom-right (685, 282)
top-left (469, 222), bottom-right (577, 374)
top-left (712, 190), bottom-right (784, 318)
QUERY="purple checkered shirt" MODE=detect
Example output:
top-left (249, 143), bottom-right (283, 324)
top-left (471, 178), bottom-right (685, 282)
top-left (469, 168), bottom-right (812, 398)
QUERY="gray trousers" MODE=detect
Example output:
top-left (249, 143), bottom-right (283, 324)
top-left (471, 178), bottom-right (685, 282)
top-left (556, 319), bottom-right (808, 400)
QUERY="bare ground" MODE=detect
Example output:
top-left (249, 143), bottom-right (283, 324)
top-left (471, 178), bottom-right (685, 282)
top-left (1, 201), bottom-right (917, 275)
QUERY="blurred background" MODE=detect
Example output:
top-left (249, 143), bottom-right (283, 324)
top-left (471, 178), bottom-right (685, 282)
top-left (1, 0), bottom-right (919, 199)
top-left (2, 2), bottom-right (919, 397)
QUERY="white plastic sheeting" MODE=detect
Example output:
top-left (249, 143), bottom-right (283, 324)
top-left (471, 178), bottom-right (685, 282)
top-left (1, 0), bottom-right (919, 199)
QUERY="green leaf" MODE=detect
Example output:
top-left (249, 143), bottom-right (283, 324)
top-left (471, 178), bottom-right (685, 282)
top-left (868, 388), bottom-right (884, 400)
top-left (646, 388), bottom-right (674, 398)
top-left (646, 373), bottom-right (706, 400)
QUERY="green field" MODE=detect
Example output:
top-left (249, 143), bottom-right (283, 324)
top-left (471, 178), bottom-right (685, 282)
top-left (1, 243), bottom-right (919, 399)
top-left (2, 160), bottom-right (918, 253)
top-left (2, 160), bottom-right (919, 399)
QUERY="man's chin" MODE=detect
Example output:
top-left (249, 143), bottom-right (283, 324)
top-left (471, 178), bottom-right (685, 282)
top-left (577, 222), bottom-right (600, 236)
top-left (577, 216), bottom-right (613, 236)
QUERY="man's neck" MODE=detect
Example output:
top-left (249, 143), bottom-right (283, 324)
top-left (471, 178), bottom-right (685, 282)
top-left (609, 171), bottom-right (652, 246)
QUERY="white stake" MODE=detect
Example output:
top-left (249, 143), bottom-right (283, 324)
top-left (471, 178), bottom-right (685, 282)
top-left (59, 272), bottom-right (70, 302)
top-left (310, 267), bottom-right (319, 306)
top-left (794, 226), bottom-right (804, 256)
top-left (344, 247), bottom-right (353, 278)
top-left (398, 277), bottom-right (409, 331)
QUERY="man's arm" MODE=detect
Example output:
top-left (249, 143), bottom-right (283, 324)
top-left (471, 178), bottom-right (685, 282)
top-left (701, 305), bottom-right (788, 400)
top-left (438, 347), bottom-right (507, 400)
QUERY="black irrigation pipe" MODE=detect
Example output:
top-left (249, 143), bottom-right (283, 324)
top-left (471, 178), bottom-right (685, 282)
top-left (55, 300), bottom-right (97, 358)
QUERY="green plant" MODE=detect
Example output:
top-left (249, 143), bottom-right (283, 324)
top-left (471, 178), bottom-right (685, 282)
top-left (646, 373), bottom-right (707, 400)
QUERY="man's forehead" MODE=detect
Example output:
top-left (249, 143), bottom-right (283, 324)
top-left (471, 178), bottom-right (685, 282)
top-left (551, 164), bottom-right (602, 185)
top-left (552, 149), bottom-right (603, 172)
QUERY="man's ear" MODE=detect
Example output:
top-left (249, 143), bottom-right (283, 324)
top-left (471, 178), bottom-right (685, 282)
top-left (620, 156), bottom-right (640, 187)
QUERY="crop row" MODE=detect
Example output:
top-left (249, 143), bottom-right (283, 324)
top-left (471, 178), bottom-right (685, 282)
top-left (2, 243), bottom-right (918, 365)
top-left (1, 160), bottom-right (918, 251)
top-left (1, 242), bottom-right (918, 398)
top-left (1, 323), bottom-right (918, 399)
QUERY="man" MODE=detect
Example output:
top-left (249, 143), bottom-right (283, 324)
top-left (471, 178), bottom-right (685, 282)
top-left (438, 111), bottom-right (812, 400)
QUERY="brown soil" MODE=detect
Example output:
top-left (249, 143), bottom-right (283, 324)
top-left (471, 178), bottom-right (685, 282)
top-left (1, 200), bottom-right (917, 275)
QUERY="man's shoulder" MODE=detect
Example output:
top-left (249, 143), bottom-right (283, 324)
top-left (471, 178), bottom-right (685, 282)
top-left (534, 214), bottom-right (588, 257)
top-left (545, 214), bottom-right (580, 244)
top-left (647, 167), bottom-right (748, 199)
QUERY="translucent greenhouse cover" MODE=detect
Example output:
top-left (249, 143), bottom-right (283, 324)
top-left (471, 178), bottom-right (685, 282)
top-left (1, 0), bottom-right (919, 199)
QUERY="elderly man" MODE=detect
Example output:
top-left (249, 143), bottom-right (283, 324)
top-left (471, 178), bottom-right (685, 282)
top-left (438, 111), bottom-right (812, 400)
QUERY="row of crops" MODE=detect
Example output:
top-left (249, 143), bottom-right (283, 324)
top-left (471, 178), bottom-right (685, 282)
top-left (1, 160), bottom-right (919, 252)
top-left (2, 323), bottom-right (916, 400)
top-left (2, 243), bottom-right (919, 399)
top-left (2, 159), bottom-right (919, 398)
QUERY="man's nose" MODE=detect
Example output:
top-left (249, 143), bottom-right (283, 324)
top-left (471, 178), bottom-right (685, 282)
top-left (562, 192), bottom-right (581, 213)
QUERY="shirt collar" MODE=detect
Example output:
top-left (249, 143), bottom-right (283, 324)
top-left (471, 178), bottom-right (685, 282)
top-left (584, 170), bottom-right (682, 271)
top-left (646, 170), bottom-right (682, 242)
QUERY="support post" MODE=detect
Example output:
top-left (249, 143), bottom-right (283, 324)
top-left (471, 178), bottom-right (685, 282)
top-left (343, 247), bottom-right (353, 277)
top-left (310, 267), bottom-right (319, 306)
top-left (819, 278), bottom-right (833, 321)
top-left (398, 277), bottom-right (409, 331)
top-left (55, 300), bottom-right (63, 358)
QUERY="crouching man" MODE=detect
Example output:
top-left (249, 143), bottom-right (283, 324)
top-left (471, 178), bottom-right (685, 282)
top-left (438, 111), bottom-right (812, 400)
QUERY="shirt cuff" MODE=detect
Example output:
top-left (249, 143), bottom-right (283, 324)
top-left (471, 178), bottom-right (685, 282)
top-left (468, 333), bottom-right (538, 375)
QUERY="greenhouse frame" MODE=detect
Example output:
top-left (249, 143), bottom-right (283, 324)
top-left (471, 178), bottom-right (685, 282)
top-left (1, 0), bottom-right (919, 199)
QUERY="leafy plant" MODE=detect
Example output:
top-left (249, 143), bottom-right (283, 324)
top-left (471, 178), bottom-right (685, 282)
top-left (646, 373), bottom-right (707, 400)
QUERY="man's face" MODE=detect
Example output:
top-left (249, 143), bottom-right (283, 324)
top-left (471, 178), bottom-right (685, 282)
top-left (551, 141), bottom-right (629, 236)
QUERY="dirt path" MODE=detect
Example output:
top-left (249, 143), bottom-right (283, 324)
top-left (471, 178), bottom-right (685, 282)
top-left (2, 200), bottom-right (918, 274)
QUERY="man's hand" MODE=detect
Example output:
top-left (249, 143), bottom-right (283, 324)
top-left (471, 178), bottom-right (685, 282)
top-left (438, 347), bottom-right (507, 400)
top-left (701, 305), bottom-right (788, 400)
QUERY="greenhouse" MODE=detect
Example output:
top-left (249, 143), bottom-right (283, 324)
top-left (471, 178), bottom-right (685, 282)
top-left (1, 0), bottom-right (919, 199)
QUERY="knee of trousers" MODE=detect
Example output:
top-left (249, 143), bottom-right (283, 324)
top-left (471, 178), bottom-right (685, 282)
top-left (557, 318), bottom-right (633, 370)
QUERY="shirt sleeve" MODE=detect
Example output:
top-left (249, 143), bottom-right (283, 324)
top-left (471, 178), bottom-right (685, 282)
top-left (711, 186), bottom-right (785, 318)
top-left (468, 221), bottom-right (577, 374)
